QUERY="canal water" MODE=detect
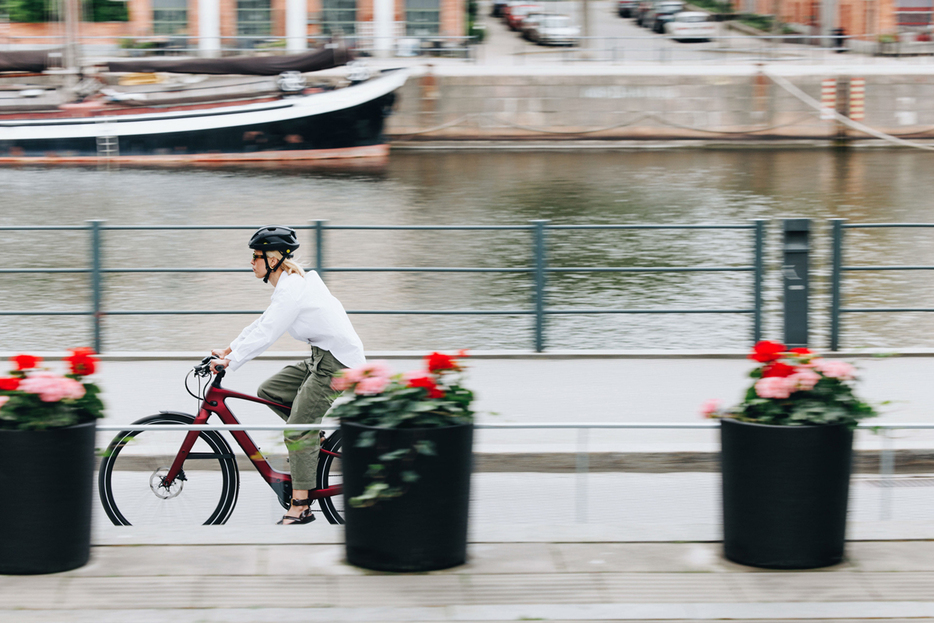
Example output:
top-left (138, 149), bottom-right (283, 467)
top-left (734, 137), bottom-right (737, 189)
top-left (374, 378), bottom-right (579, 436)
top-left (1, 148), bottom-right (933, 353)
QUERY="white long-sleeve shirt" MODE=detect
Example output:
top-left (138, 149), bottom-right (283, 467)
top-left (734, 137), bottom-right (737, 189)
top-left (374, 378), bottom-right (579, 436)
top-left (226, 270), bottom-right (365, 373)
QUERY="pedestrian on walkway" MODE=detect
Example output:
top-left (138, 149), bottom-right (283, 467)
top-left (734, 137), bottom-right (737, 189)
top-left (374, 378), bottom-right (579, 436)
top-left (209, 225), bottom-right (366, 525)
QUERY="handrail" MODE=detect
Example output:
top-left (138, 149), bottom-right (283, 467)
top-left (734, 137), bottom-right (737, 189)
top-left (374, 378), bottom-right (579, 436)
top-left (94, 422), bottom-right (929, 431)
top-left (829, 219), bottom-right (934, 350)
top-left (0, 220), bottom-right (764, 354)
top-left (93, 419), bottom-right (924, 523)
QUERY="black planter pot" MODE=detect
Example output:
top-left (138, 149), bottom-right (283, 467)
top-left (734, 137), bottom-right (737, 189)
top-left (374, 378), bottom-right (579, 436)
top-left (0, 421), bottom-right (97, 575)
top-left (721, 418), bottom-right (853, 569)
top-left (341, 421), bottom-right (473, 572)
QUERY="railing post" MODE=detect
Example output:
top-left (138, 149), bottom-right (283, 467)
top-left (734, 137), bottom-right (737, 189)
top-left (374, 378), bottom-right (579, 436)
top-left (829, 218), bottom-right (846, 351)
top-left (87, 219), bottom-right (104, 354)
top-left (752, 219), bottom-right (766, 344)
top-left (576, 427), bottom-right (589, 524)
top-left (782, 218), bottom-right (811, 349)
top-left (531, 220), bottom-right (548, 352)
top-left (313, 219), bottom-right (327, 282)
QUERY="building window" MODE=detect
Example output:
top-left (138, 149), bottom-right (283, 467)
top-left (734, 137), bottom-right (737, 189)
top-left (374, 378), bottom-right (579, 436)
top-left (321, 0), bottom-right (357, 35)
top-left (237, 0), bottom-right (272, 35)
top-left (152, 0), bottom-right (187, 34)
top-left (897, 0), bottom-right (933, 26)
top-left (406, 0), bottom-right (440, 35)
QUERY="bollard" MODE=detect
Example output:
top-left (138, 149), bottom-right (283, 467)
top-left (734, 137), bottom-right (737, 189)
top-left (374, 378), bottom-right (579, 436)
top-left (782, 219), bottom-right (810, 348)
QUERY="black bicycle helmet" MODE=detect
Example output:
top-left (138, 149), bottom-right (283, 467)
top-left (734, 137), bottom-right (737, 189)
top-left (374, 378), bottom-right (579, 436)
top-left (249, 225), bottom-right (300, 283)
top-left (249, 225), bottom-right (300, 256)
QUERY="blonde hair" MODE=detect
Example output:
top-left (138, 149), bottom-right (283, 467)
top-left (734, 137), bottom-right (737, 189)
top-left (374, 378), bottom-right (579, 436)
top-left (265, 250), bottom-right (305, 277)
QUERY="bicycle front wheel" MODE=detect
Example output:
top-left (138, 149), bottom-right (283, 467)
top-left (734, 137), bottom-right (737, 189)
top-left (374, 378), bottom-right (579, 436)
top-left (98, 412), bottom-right (240, 526)
top-left (316, 430), bottom-right (344, 524)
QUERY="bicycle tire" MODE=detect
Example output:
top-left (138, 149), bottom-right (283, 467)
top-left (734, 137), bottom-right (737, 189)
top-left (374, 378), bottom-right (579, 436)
top-left (98, 412), bottom-right (240, 526)
top-left (316, 430), bottom-right (344, 524)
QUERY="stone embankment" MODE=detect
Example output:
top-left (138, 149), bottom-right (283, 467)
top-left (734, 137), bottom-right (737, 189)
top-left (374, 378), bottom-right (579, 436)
top-left (385, 64), bottom-right (934, 143)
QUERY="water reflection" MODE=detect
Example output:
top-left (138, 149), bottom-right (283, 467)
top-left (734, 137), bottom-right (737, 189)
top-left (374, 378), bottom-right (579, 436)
top-left (1, 149), bottom-right (933, 352)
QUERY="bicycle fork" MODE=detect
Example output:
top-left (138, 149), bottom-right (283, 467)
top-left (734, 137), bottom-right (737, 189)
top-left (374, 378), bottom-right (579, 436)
top-left (160, 408), bottom-right (214, 490)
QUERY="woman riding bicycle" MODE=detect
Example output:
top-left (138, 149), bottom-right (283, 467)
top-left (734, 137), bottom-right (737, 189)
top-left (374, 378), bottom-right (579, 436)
top-left (210, 225), bottom-right (365, 525)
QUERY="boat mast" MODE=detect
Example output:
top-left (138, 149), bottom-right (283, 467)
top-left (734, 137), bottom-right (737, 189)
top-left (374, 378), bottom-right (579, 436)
top-left (62, 0), bottom-right (81, 74)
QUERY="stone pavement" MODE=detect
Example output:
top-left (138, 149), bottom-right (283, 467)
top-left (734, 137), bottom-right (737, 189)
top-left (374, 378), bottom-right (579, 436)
top-left (4, 534), bottom-right (934, 622)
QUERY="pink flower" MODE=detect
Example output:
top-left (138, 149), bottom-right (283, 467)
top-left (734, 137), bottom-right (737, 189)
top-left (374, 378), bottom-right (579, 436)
top-left (790, 369), bottom-right (822, 391)
top-left (700, 399), bottom-right (722, 418)
top-left (814, 359), bottom-right (856, 380)
top-left (355, 375), bottom-right (390, 395)
top-left (754, 376), bottom-right (796, 399)
top-left (332, 361), bottom-right (393, 392)
top-left (18, 372), bottom-right (85, 403)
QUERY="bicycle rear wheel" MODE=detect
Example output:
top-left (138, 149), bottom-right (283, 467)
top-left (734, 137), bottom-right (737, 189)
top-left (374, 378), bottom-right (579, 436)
top-left (98, 412), bottom-right (240, 526)
top-left (316, 430), bottom-right (344, 524)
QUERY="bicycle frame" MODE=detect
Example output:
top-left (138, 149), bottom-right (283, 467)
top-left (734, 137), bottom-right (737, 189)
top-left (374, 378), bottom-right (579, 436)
top-left (161, 369), bottom-right (342, 505)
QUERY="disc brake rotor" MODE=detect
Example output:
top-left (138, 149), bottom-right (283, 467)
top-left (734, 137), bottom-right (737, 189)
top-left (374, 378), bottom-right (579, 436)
top-left (150, 467), bottom-right (184, 499)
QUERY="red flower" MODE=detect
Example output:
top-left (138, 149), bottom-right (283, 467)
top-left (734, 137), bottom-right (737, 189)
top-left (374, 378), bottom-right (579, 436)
top-left (762, 362), bottom-right (796, 378)
top-left (0, 377), bottom-right (21, 391)
top-left (64, 348), bottom-right (98, 377)
top-left (749, 341), bottom-right (786, 363)
top-left (11, 354), bottom-right (41, 371)
top-left (407, 375), bottom-right (445, 399)
top-left (789, 347), bottom-right (812, 355)
top-left (426, 352), bottom-right (459, 374)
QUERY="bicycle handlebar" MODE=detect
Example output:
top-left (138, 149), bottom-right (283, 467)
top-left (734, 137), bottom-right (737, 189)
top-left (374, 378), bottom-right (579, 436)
top-left (193, 355), bottom-right (226, 383)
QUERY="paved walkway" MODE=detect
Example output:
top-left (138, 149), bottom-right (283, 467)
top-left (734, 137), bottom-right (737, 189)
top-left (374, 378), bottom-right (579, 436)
top-left (81, 350), bottom-right (934, 454)
top-left (4, 536), bottom-right (934, 622)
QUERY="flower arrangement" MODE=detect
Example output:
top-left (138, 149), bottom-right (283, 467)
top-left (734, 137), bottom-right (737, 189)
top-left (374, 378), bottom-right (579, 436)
top-left (330, 351), bottom-right (474, 506)
top-left (701, 341), bottom-right (876, 428)
top-left (0, 349), bottom-right (105, 430)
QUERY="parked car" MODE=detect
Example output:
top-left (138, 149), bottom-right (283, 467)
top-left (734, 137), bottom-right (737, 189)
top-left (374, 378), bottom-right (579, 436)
top-left (520, 12), bottom-right (548, 40)
top-left (664, 11), bottom-right (716, 41)
top-left (617, 0), bottom-right (639, 17)
top-left (530, 14), bottom-right (580, 46)
top-left (492, 0), bottom-right (509, 17)
top-left (645, 0), bottom-right (685, 33)
top-left (507, 4), bottom-right (543, 30)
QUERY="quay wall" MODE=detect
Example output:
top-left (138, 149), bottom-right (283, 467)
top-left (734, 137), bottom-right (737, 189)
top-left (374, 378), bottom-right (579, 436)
top-left (385, 66), bottom-right (934, 142)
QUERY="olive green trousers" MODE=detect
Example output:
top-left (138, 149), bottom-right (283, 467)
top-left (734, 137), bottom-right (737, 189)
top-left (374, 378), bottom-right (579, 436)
top-left (256, 346), bottom-right (345, 490)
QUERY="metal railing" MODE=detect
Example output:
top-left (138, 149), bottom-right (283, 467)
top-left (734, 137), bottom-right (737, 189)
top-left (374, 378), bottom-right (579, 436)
top-left (95, 420), bottom-right (934, 524)
top-left (9, 32), bottom-right (934, 64)
top-left (829, 220), bottom-right (934, 351)
top-left (0, 33), bottom-right (477, 60)
top-left (0, 220), bottom-right (765, 354)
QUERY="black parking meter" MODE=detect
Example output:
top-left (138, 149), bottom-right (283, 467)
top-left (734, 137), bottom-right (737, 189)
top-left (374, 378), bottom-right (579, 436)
top-left (783, 219), bottom-right (810, 349)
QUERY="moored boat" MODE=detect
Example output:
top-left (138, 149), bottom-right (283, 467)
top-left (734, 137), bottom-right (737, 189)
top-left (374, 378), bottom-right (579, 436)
top-left (0, 48), bottom-right (408, 163)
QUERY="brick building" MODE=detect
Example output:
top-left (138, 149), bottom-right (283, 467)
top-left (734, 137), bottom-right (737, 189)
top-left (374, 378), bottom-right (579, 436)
top-left (735, 0), bottom-right (921, 38)
top-left (1, 0), bottom-right (465, 53)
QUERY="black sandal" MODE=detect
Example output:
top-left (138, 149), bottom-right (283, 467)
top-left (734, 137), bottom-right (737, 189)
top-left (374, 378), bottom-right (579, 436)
top-left (277, 498), bottom-right (316, 525)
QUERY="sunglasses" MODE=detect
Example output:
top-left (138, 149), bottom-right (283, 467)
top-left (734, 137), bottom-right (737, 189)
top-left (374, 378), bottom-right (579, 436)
top-left (251, 253), bottom-right (265, 261)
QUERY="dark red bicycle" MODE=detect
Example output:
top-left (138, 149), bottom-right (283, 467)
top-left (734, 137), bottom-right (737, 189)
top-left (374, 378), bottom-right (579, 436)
top-left (98, 356), bottom-right (344, 526)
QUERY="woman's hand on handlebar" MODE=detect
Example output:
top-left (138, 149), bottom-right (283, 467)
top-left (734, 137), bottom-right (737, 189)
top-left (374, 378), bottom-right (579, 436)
top-left (211, 347), bottom-right (231, 359)
top-left (210, 358), bottom-right (230, 374)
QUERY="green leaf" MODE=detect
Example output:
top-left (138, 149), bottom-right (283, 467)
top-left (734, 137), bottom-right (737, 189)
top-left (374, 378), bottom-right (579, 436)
top-left (414, 440), bottom-right (436, 456)
top-left (400, 470), bottom-right (420, 483)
